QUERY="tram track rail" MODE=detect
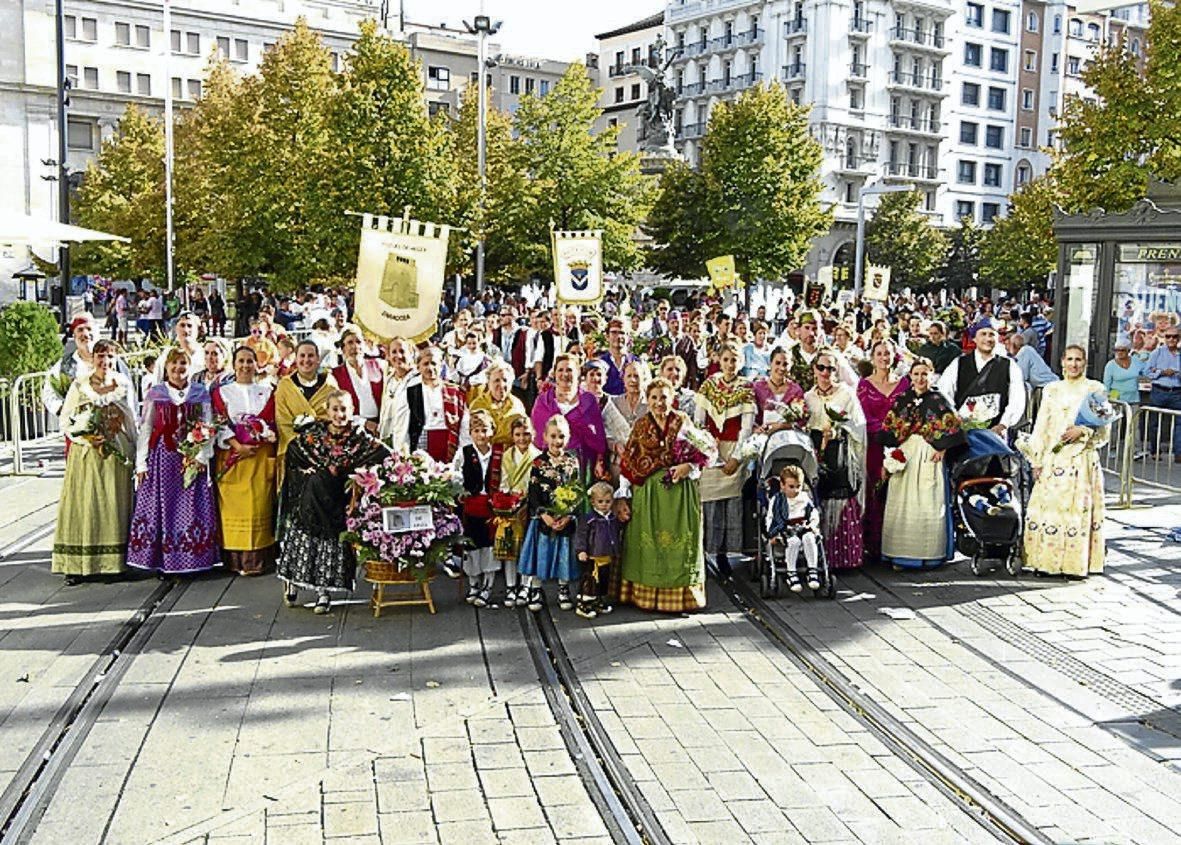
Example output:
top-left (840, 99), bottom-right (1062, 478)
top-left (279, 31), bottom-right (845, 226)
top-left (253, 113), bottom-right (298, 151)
top-left (0, 578), bottom-right (189, 845)
top-left (520, 605), bottom-right (671, 845)
top-left (718, 573), bottom-right (1054, 845)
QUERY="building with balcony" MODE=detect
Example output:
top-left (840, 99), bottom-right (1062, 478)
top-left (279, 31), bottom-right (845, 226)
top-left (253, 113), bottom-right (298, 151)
top-left (593, 12), bottom-right (665, 152)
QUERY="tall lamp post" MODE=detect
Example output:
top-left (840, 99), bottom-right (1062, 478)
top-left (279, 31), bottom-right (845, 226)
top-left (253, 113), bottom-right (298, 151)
top-left (853, 182), bottom-right (914, 297)
top-left (463, 12), bottom-right (501, 294)
top-left (163, 0), bottom-right (176, 299)
top-left (54, 0), bottom-right (71, 327)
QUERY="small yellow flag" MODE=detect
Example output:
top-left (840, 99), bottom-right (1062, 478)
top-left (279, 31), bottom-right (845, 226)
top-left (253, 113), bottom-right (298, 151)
top-left (706, 254), bottom-right (737, 290)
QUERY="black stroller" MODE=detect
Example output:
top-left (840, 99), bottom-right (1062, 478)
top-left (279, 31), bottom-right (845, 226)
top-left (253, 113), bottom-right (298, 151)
top-left (950, 429), bottom-right (1032, 576)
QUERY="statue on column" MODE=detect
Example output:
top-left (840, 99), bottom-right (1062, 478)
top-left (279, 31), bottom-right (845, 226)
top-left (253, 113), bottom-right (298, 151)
top-left (625, 33), bottom-right (678, 154)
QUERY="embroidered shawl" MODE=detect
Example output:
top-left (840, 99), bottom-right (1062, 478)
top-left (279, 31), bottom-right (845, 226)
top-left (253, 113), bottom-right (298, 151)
top-left (696, 374), bottom-right (756, 433)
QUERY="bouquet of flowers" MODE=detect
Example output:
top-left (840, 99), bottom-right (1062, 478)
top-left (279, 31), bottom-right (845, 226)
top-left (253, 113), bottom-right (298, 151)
top-left (629, 335), bottom-right (651, 360)
top-left (1052, 391), bottom-right (1118, 453)
top-left (46, 372), bottom-right (74, 406)
top-left (732, 432), bottom-right (768, 466)
top-left (490, 491), bottom-right (527, 561)
top-left (764, 396), bottom-right (807, 428)
top-left (663, 419), bottom-right (719, 486)
top-left (935, 305), bottom-right (967, 333)
top-left (882, 447), bottom-right (907, 476)
top-left (178, 420), bottom-right (218, 487)
top-left (547, 478), bottom-right (586, 518)
top-left (343, 450), bottom-right (465, 581)
top-left (960, 396), bottom-right (997, 431)
top-left (65, 400), bottom-right (131, 466)
top-left (825, 406), bottom-right (850, 428)
top-left (292, 413), bottom-right (317, 432)
top-left (216, 414), bottom-right (276, 480)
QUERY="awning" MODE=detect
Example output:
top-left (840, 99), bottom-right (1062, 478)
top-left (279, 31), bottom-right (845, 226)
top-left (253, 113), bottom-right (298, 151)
top-left (0, 210), bottom-right (130, 245)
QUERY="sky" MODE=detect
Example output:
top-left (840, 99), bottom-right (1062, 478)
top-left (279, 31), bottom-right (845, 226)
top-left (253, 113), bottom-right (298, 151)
top-left (399, 0), bottom-right (664, 63)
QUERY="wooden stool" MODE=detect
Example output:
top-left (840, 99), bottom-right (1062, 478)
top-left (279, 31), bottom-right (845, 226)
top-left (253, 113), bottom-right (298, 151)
top-left (363, 561), bottom-right (436, 617)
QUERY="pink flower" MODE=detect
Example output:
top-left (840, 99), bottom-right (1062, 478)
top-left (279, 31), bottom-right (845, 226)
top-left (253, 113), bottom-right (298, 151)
top-left (352, 466), bottom-right (383, 501)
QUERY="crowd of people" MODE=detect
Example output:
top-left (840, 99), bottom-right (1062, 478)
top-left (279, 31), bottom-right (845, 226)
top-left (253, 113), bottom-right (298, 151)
top-left (47, 280), bottom-right (1116, 617)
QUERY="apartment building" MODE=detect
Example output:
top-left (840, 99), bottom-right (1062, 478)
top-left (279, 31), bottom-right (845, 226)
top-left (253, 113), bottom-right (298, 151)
top-left (593, 12), bottom-right (665, 152)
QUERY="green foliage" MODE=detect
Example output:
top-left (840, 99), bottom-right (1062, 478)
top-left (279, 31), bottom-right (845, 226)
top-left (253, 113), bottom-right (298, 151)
top-left (0, 303), bottom-right (64, 380)
top-left (864, 190), bottom-right (947, 290)
top-left (1055, 0), bottom-right (1181, 212)
top-left (941, 217), bottom-right (983, 290)
top-left (512, 65), bottom-right (653, 278)
top-left (644, 84), bottom-right (830, 280)
top-left (979, 175), bottom-right (1060, 292)
top-left (72, 105), bottom-right (165, 281)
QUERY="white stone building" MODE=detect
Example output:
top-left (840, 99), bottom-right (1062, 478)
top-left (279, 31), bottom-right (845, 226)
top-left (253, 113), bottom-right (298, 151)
top-left (593, 12), bottom-right (665, 153)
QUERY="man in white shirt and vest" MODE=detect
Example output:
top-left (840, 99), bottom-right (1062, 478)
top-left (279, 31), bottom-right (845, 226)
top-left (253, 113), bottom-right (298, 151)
top-left (937, 319), bottom-right (1026, 438)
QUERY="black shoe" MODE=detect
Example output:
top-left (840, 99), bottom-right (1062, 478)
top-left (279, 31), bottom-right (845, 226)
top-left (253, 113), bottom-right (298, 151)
top-left (805, 569), bottom-right (821, 591)
top-left (713, 553), bottom-right (733, 583)
top-left (474, 587), bottom-right (491, 608)
top-left (465, 585), bottom-right (479, 605)
top-left (284, 584), bottom-right (299, 607)
top-left (313, 593), bottom-right (331, 615)
top-left (557, 585), bottom-right (574, 611)
top-left (64, 576), bottom-right (81, 587)
top-left (787, 572), bottom-right (802, 593)
top-left (442, 560), bottom-right (462, 579)
top-left (575, 596), bottom-right (598, 619)
top-left (526, 588), bottom-right (544, 612)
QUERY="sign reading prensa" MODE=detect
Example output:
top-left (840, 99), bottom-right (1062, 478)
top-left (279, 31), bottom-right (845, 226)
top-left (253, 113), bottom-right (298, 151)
top-left (1119, 244), bottom-right (1181, 263)
top-left (552, 230), bottom-right (604, 304)
top-left (354, 212), bottom-right (451, 343)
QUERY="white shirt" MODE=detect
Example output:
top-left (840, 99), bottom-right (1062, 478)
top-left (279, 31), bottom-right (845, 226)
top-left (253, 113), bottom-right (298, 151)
top-left (936, 350), bottom-right (1026, 430)
top-left (766, 490), bottom-right (820, 533)
top-left (452, 442), bottom-right (493, 492)
top-left (214, 381), bottom-right (274, 449)
top-left (343, 359), bottom-right (380, 421)
top-left (146, 295), bottom-right (163, 320)
top-left (378, 368), bottom-right (419, 445)
top-left (422, 383), bottom-right (446, 431)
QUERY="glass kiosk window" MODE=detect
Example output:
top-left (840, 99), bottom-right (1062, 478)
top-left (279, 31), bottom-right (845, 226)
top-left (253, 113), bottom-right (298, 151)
top-left (1065, 243), bottom-right (1098, 354)
top-left (1111, 243), bottom-right (1181, 350)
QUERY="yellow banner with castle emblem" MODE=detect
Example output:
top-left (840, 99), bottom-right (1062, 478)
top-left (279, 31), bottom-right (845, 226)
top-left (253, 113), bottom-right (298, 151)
top-left (552, 229), bottom-right (603, 305)
top-left (353, 213), bottom-right (451, 344)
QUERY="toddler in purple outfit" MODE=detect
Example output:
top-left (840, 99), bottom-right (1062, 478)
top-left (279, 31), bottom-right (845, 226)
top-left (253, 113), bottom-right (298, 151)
top-left (574, 481), bottom-right (623, 619)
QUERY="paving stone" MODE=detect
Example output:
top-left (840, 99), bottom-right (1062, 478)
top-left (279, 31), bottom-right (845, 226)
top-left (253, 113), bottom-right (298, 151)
top-left (545, 798), bottom-right (610, 840)
top-left (377, 780), bottom-right (431, 813)
top-left (524, 750), bottom-right (578, 778)
top-left (669, 788), bottom-right (731, 823)
top-left (473, 743), bottom-right (526, 770)
top-left (478, 766), bottom-right (536, 799)
top-left (727, 799), bottom-right (795, 834)
top-left (487, 796), bottom-right (549, 831)
top-left (430, 789), bottom-right (489, 824)
top-left (323, 801), bottom-right (378, 838)
top-left (377, 810), bottom-right (437, 844)
top-left (532, 775), bottom-right (589, 807)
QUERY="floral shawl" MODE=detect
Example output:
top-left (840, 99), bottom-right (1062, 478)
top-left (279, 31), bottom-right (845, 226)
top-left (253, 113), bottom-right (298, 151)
top-left (619, 411), bottom-right (682, 486)
top-left (282, 422), bottom-right (388, 539)
top-left (696, 374), bottom-right (756, 433)
top-left (881, 388), bottom-right (966, 452)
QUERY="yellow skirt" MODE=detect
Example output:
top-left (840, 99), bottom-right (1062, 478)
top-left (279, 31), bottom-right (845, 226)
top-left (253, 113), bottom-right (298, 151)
top-left (216, 446), bottom-right (277, 552)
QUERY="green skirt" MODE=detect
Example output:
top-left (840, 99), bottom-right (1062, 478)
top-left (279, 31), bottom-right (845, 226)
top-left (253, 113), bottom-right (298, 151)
top-left (51, 444), bottom-right (134, 576)
top-left (620, 473), bottom-right (704, 591)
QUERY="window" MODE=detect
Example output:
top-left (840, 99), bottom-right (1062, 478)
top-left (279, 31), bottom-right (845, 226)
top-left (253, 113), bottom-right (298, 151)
top-left (1053, 15), bottom-right (1062, 34)
top-left (510, 75), bottom-right (520, 94)
top-left (540, 80), bottom-right (550, 96)
top-left (427, 66), bottom-right (450, 91)
top-left (428, 101), bottom-right (449, 117)
top-left (66, 119), bottom-right (94, 150)
top-left (234, 38), bottom-right (248, 61)
top-left (613, 86), bottom-right (624, 103)
top-left (63, 15), bottom-right (75, 39)
top-left (1130, 38), bottom-right (1141, 56)
top-left (982, 202), bottom-right (1000, 223)
top-left (614, 50), bottom-right (624, 69)
top-left (984, 163), bottom-right (1002, 186)
top-left (1069, 18), bottom-right (1083, 37)
top-left (992, 9), bottom-right (1011, 33)
top-left (1047, 129), bottom-right (1056, 147)
top-left (80, 17), bottom-right (97, 41)
top-left (966, 3), bottom-right (983, 27)
top-left (956, 200), bottom-right (975, 220)
top-left (217, 36), bottom-right (230, 55)
top-left (987, 86), bottom-right (1006, 110)
top-left (136, 73), bottom-right (151, 95)
top-left (990, 48), bottom-right (1008, 73)
top-left (83, 66), bottom-right (98, 89)
top-left (962, 82), bottom-right (980, 106)
top-left (630, 83), bottom-right (641, 100)
top-left (115, 22), bottom-right (131, 46)
top-left (171, 29), bottom-right (181, 52)
top-left (186, 32), bottom-right (200, 54)
top-left (1067, 56), bottom-right (1081, 75)
top-left (116, 71), bottom-right (131, 93)
top-left (1019, 127), bottom-right (1033, 147)
top-left (525, 77), bottom-right (536, 94)
top-left (631, 47), bottom-right (641, 64)
top-left (845, 182), bottom-right (856, 204)
top-left (1087, 22), bottom-right (1100, 41)
top-left (850, 87), bottom-right (864, 110)
top-left (985, 125), bottom-right (1003, 148)
top-left (960, 121), bottom-right (978, 144)
top-left (1022, 88), bottom-right (1034, 110)
top-left (65, 64), bottom-right (78, 87)
top-left (607, 117), bottom-right (618, 129)
top-left (1027, 11), bottom-right (1039, 32)
top-left (1024, 50), bottom-right (1037, 71)
top-left (964, 43), bottom-right (982, 66)
top-left (957, 160), bottom-right (977, 183)
top-left (136, 25), bottom-right (150, 48)
top-left (1051, 52), bottom-right (1059, 72)
top-left (188, 79), bottom-right (202, 100)
top-left (330, 53), bottom-right (340, 72)
top-left (1016, 163), bottom-right (1031, 185)
top-left (171, 76), bottom-right (182, 98)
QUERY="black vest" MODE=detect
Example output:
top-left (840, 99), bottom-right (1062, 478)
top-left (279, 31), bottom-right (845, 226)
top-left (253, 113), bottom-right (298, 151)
top-left (406, 384), bottom-right (427, 450)
top-left (954, 354), bottom-right (1010, 427)
top-left (461, 444), bottom-right (493, 496)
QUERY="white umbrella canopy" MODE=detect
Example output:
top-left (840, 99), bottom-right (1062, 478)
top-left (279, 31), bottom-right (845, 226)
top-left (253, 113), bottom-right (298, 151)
top-left (0, 210), bottom-right (129, 245)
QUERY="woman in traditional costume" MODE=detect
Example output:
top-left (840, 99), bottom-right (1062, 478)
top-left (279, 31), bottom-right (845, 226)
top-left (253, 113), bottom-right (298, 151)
top-left (616, 378), bottom-right (709, 612)
top-left (694, 342), bottom-right (756, 580)
top-left (531, 354), bottom-right (608, 480)
top-left (753, 348), bottom-right (805, 432)
top-left (1022, 345), bottom-right (1107, 578)
top-left (193, 338), bottom-right (232, 390)
top-left (274, 340), bottom-right (338, 488)
top-left (211, 346), bottom-right (278, 576)
top-left (879, 358), bottom-right (966, 569)
top-left (467, 360), bottom-right (527, 447)
top-left (857, 341), bottom-right (909, 565)
top-left (277, 390), bottom-right (387, 613)
top-left (52, 340), bottom-right (137, 584)
top-left (330, 327), bottom-right (384, 434)
top-left (804, 351), bottom-right (867, 570)
top-left (127, 348), bottom-right (219, 575)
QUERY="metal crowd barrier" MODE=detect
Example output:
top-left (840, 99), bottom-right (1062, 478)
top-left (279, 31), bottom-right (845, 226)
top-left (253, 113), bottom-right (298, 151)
top-left (1124, 405), bottom-right (1181, 504)
top-left (6, 371), bottom-right (62, 476)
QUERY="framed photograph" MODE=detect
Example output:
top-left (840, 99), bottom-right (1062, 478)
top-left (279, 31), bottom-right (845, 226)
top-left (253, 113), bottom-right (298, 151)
top-left (381, 505), bottom-right (434, 534)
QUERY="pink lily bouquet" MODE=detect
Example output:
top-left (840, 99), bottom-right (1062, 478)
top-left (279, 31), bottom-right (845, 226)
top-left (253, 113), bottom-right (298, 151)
top-left (216, 414), bottom-right (275, 480)
top-left (178, 421), bottom-right (218, 488)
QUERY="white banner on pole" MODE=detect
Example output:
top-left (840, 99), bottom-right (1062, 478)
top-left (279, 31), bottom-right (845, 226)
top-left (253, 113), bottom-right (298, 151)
top-left (551, 229), bottom-right (603, 305)
top-left (863, 264), bottom-right (891, 302)
top-left (353, 212), bottom-right (451, 344)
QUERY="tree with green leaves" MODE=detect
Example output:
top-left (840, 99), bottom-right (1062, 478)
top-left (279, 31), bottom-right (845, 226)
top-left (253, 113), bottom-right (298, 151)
top-left (979, 175), bottom-right (1060, 292)
top-left (941, 217), bottom-right (983, 290)
top-left (72, 105), bottom-right (166, 282)
top-left (512, 65), bottom-right (653, 279)
top-left (643, 160), bottom-right (713, 279)
top-left (0, 302), bottom-right (63, 381)
top-left (863, 190), bottom-right (946, 290)
top-left (1054, 0), bottom-right (1181, 212)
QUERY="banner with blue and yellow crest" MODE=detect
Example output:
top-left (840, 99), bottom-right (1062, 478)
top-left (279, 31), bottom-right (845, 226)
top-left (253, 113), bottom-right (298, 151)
top-left (552, 229), bottom-right (603, 305)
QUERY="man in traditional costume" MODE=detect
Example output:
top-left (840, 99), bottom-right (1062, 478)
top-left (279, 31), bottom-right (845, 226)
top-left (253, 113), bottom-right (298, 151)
top-left (936, 319), bottom-right (1025, 438)
top-left (400, 347), bottom-right (469, 462)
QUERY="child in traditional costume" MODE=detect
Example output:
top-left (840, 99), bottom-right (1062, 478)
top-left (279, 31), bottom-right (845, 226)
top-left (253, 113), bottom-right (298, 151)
top-left (765, 464), bottom-right (822, 591)
top-left (496, 416), bottom-right (540, 607)
top-left (518, 415), bottom-right (581, 612)
top-left (574, 481), bottom-right (622, 619)
top-left (454, 410), bottom-right (500, 607)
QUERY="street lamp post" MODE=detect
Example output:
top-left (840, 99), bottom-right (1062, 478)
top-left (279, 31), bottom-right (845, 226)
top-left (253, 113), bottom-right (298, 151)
top-left (54, 0), bottom-right (71, 327)
top-left (853, 183), bottom-right (915, 297)
top-left (163, 0), bottom-right (176, 298)
top-left (464, 12), bottom-right (501, 294)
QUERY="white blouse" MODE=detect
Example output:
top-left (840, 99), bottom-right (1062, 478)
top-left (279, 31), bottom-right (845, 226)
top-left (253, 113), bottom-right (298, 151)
top-left (215, 381), bottom-right (274, 449)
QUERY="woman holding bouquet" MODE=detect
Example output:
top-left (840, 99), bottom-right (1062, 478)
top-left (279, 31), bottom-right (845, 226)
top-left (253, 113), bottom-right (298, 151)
top-left (753, 349), bottom-right (805, 432)
top-left (211, 347), bottom-right (277, 576)
top-left (127, 348), bottom-right (219, 576)
top-left (804, 352), bottom-right (867, 570)
top-left (277, 390), bottom-right (387, 613)
top-left (1022, 345), bottom-right (1108, 578)
top-left (52, 340), bottom-right (138, 584)
top-left (857, 341), bottom-right (909, 565)
top-left (879, 358), bottom-right (965, 569)
top-left (616, 378), bottom-right (710, 612)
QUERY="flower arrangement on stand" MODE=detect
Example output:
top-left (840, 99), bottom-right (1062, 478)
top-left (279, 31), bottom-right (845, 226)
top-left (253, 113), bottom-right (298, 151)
top-left (342, 451), bottom-right (466, 584)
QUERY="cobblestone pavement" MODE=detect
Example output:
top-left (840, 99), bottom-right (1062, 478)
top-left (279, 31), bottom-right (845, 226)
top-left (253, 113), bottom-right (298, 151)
top-left (2, 475), bottom-right (1180, 844)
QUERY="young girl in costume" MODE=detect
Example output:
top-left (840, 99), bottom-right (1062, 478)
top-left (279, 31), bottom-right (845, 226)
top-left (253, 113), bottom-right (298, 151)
top-left (496, 416), bottom-right (540, 607)
top-left (453, 410), bottom-right (500, 607)
top-left (518, 415), bottom-right (581, 612)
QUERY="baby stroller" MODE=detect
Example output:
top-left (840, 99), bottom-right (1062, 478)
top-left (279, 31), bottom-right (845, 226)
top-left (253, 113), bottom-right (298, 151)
top-left (754, 428), bottom-right (836, 599)
top-left (950, 429), bottom-right (1032, 577)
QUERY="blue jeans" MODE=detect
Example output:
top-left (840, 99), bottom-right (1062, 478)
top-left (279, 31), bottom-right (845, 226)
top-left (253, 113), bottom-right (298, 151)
top-left (1147, 388), bottom-right (1181, 456)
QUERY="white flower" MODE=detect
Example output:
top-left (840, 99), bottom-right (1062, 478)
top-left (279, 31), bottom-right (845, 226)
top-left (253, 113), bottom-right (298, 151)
top-left (293, 414), bottom-right (316, 431)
